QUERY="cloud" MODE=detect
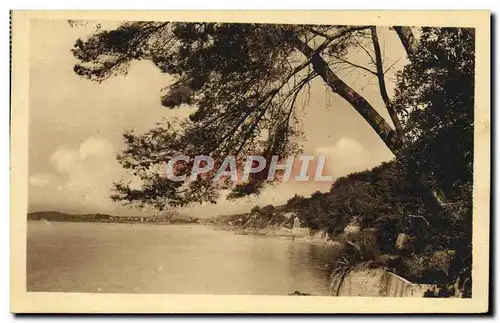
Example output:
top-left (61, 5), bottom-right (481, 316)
top-left (50, 147), bottom-right (79, 174)
top-left (50, 136), bottom-right (115, 173)
top-left (29, 136), bottom-right (123, 213)
top-left (28, 173), bottom-right (57, 187)
top-left (79, 136), bottom-right (115, 160)
top-left (315, 137), bottom-right (372, 178)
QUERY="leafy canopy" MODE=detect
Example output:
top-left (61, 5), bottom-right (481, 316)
top-left (73, 22), bottom-right (369, 209)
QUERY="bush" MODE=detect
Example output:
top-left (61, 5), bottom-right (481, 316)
top-left (250, 205), bottom-right (261, 214)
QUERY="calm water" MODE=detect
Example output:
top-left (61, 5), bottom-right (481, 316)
top-left (27, 221), bottom-right (336, 295)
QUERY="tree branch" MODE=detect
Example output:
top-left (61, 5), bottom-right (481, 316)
top-left (290, 35), bottom-right (400, 153)
top-left (353, 37), bottom-right (377, 66)
top-left (331, 55), bottom-right (377, 76)
top-left (308, 26), bottom-right (371, 56)
top-left (370, 26), bottom-right (404, 136)
top-left (383, 58), bottom-right (401, 74)
top-left (321, 26), bottom-right (371, 41)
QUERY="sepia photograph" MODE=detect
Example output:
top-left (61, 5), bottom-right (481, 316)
top-left (10, 10), bottom-right (490, 313)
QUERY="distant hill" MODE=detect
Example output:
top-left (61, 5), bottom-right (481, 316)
top-left (28, 211), bottom-right (112, 223)
top-left (27, 211), bottom-right (199, 224)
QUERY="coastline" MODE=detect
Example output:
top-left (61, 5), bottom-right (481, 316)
top-left (212, 223), bottom-right (341, 246)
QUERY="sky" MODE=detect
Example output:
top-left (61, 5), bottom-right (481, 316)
top-left (28, 19), bottom-right (408, 218)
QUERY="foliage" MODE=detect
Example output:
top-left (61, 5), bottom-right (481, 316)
top-left (250, 205), bottom-right (261, 214)
top-left (393, 27), bottom-right (474, 295)
top-left (260, 204), bottom-right (276, 215)
top-left (285, 194), bottom-right (306, 208)
top-left (73, 22), bottom-right (400, 209)
top-left (281, 27), bottom-right (474, 296)
top-left (394, 27), bottom-right (474, 206)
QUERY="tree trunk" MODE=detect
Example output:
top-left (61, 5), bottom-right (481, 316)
top-left (371, 26), bottom-right (404, 137)
top-left (393, 26), bottom-right (419, 62)
top-left (291, 36), bottom-right (400, 153)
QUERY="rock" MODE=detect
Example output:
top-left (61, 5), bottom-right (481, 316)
top-left (282, 212), bottom-right (296, 220)
top-left (332, 267), bottom-right (436, 297)
top-left (295, 229), bottom-right (333, 243)
top-left (341, 227), bottom-right (381, 260)
top-left (292, 226), bottom-right (309, 237)
top-left (343, 218), bottom-right (361, 243)
top-left (395, 233), bottom-right (409, 250)
top-left (288, 291), bottom-right (311, 296)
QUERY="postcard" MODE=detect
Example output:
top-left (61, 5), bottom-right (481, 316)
top-left (10, 10), bottom-right (490, 313)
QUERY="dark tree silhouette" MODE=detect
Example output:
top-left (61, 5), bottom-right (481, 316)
top-left (72, 22), bottom-right (470, 212)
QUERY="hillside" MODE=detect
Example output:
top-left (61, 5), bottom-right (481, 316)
top-left (27, 211), bottom-right (199, 224)
top-left (28, 211), bottom-right (112, 223)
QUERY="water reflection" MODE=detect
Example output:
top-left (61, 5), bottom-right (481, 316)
top-left (285, 241), bottom-right (338, 295)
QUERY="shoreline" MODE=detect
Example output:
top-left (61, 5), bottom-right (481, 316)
top-left (212, 224), bottom-right (341, 246)
top-left (28, 219), bottom-right (201, 226)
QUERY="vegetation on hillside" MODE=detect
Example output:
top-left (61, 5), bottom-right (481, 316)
top-left (27, 211), bottom-right (200, 224)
